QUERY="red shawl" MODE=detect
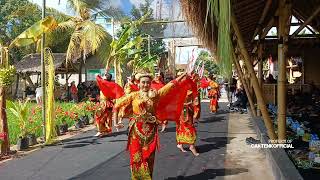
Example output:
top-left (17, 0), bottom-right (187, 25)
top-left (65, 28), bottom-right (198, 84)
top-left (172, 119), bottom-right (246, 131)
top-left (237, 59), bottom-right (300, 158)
top-left (151, 80), bottom-right (165, 90)
top-left (96, 75), bottom-right (124, 99)
top-left (156, 77), bottom-right (197, 122)
top-left (130, 84), bottom-right (139, 92)
top-left (200, 77), bottom-right (210, 88)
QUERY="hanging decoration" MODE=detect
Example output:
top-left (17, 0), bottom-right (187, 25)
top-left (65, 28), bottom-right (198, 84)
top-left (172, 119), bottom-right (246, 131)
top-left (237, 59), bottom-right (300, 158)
top-left (44, 48), bottom-right (56, 144)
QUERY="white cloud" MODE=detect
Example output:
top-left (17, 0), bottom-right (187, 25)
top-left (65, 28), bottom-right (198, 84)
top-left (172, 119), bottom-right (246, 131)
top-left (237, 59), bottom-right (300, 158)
top-left (109, 0), bottom-right (124, 8)
top-left (129, 0), bottom-right (143, 6)
top-left (29, 0), bottom-right (75, 15)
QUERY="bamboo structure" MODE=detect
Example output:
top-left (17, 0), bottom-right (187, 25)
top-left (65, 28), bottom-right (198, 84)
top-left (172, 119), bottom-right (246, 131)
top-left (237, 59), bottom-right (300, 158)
top-left (277, 0), bottom-right (291, 140)
top-left (257, 44), bottom-right (263, 116)
top-left (291, 5), bottom-right (320, 37)
top-left (231, 14), bottom-right (277, 140)
top-left (233, 51), bottom-right (256, 117)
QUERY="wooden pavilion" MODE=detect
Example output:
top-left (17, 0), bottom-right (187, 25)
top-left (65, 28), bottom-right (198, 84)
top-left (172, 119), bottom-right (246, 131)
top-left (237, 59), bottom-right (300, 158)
top-left (180, 0), bottom-right (320, 141)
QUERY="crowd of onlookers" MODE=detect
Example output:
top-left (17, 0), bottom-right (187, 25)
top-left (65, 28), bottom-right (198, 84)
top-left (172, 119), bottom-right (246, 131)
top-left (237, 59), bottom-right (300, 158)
top-left (26, 81), bottom-right (101, 104)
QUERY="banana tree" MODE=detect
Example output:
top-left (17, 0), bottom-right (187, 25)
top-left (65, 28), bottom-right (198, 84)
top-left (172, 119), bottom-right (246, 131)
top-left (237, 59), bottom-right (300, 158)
top-left (0, 16), bottom-right (57, 154)
top-left (106, 12), bottom-right (151, 86)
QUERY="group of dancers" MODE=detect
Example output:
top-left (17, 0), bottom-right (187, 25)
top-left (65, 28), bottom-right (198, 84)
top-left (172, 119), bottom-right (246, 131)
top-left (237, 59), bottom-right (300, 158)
top-left (94, 69), bottom-right (220, 180)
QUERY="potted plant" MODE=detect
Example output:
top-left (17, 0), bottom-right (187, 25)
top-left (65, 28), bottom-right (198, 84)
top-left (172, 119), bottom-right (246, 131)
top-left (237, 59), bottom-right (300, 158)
top-left (55, 106), bottom-right (68, 134)
top-left (26, 105), bottom-right (42, 146)
top-left (7, 100), bottom-right (30, 150)
top-left (69, 105), bottom-right (84, 128)
top-left (59, 119), bottom-right (69, 134)
top-left (77, 102), bottom-right (90, 125)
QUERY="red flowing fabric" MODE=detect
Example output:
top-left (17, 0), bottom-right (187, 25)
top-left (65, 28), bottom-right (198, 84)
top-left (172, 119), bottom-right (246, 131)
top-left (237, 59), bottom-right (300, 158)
top-left (156, 77), bottom-right (197, 122)
top-left (130, 84), bottom-right (139, 91)
top-left (96, 75), bottom-right (124, 99)
top-left (151, 80), bottom-right (165, 90)
top-left (200, 78), bottom-right (210, 88)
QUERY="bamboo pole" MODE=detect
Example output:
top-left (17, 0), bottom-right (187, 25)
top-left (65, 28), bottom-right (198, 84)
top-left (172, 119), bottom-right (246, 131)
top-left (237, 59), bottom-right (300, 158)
top-left (277, 0), bottom-right (291, 140)
top-left (233, 52), bottom-right (256, 116)
top-left (257, 44), bottom-right (264, 116)
top-left (231, 14), bottom-right (277, 140)
top-left (251, 0), bottom-right (273, 42)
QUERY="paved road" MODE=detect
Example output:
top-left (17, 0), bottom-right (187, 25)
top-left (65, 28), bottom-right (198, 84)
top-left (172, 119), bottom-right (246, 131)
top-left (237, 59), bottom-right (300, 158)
top-left (0, 102), bottom-right (247, 180)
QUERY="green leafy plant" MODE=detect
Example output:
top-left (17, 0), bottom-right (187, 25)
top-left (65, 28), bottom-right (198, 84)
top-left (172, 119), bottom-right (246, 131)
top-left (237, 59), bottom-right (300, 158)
top-left (7, 100), bottom-right (31, 138)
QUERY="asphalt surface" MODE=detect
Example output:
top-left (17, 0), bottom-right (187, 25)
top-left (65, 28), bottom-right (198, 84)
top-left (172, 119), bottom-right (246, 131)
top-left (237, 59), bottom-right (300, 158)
top-left (0, 102), bottom-right (246, 180)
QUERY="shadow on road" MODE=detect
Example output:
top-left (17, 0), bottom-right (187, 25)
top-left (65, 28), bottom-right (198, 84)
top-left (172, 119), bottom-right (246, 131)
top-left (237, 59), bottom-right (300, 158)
top-left (63, 138), bottom-right (101, 148)
top-left (200, 116), bottom-right (226, 124)
top-left (164, 168), bottom-right (248, 180)
top-left (200, 136), bottom-right (235, 144)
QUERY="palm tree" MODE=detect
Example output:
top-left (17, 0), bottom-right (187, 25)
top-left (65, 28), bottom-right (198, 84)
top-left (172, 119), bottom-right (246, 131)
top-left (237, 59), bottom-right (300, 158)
top-left (56, 0), bottom-right (112, 82)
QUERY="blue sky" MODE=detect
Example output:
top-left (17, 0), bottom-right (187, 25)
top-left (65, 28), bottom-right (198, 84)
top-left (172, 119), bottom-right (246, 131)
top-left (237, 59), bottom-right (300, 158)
top-left (29, 0), bottom-right (145, 15)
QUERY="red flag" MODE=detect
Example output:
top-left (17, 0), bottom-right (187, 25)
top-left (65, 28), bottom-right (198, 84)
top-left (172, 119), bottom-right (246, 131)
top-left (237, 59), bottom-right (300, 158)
top-left (96, 75), bottom-right (124, 99)
top-left (156, 77), bottom-right (196, 122)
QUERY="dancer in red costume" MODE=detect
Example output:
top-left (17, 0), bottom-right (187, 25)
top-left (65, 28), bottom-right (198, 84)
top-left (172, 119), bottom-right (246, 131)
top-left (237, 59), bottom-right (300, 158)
top-left (95, 73), bottom-right (124, 137)
top-left (208, 74), bottom-right (220, 113)
top-left (151, 72), bottom-right (168, 132)
top-left (119, 74), bottom-right (140, 120)
top-left (176, 72), bottom-right (200, 156)
top-left (112, 71), bottom-right (194, 180)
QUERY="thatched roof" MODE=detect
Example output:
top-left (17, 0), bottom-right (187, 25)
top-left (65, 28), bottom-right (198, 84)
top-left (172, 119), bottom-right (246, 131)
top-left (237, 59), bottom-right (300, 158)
top-left (15, 53), bottom-right (71, 74)
top-left (180, 0), bottom-right (217, 53)
top-left (180, 0), bottom-right (320, 53)
top-left (15, 53), bottom-right (105, 74)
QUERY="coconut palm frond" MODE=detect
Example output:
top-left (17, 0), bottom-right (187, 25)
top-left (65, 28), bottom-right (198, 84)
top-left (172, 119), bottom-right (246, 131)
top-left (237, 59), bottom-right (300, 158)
top-left (96, 36), bottom-right (112, 65)
top-left (67, 0), bottom-right (89, 15)
top-left (56, 19), bottom-right (77, 32)
top-left (46, 7), bottom-right (72, 22)
top-left (66, 31), bottom-right (81, 63)
top-left (81, 21), bottom-right (108, 54)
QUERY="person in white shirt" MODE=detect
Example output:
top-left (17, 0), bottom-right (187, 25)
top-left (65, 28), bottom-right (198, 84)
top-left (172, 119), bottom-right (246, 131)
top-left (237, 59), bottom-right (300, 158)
top-left (35, 86), bottom-right (43, 104)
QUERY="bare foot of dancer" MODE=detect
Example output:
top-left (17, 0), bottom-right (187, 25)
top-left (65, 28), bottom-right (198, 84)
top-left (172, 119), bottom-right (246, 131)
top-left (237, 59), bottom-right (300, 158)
top-left (177, 144), bottom-right (187, 152)
top-left (115, 123), bottom-right (124, 132)
top-left (94, 132), bottom-right (102, 137)
top-left (189, 145), bottom-right (200, 156)
top-left (160, 124), bottom-right (166, 132)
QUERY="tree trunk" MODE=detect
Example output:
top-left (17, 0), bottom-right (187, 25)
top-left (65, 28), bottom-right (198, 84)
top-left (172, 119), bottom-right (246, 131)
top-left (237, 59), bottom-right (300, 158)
top-left (0, 87), bottom-right (10, 155)
top-left (79, 60), bottom-right (83, 84)
top-left (232, 14), bottom-right (277, 140)
top-left (14, 74), bottom-right (19, 98)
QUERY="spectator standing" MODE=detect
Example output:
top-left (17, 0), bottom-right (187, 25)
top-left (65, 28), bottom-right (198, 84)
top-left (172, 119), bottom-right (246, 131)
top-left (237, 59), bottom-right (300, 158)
top-left (70, 81), bottom-right (78, 102)
top-left (35, 86), bottom-right (43, 104)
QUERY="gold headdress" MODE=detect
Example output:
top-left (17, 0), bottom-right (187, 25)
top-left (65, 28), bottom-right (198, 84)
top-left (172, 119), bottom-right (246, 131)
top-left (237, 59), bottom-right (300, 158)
top-left (135, 69), bottom-right (154, 80)
top-left (177, 71), bottom-right (184, 76)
